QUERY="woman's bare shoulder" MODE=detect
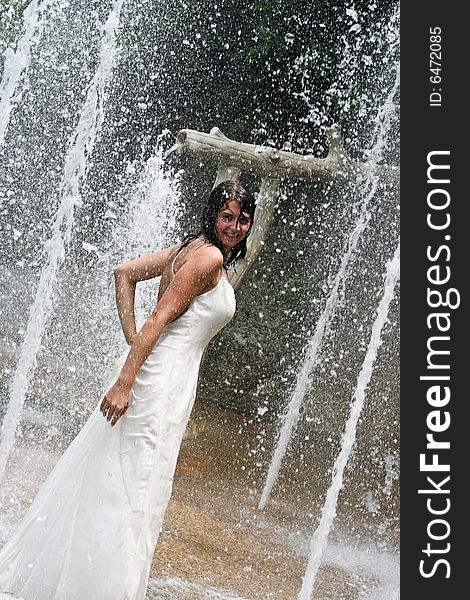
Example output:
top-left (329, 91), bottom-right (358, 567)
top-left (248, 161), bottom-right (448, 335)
top-left (183, 240), bottom-right (224, 269)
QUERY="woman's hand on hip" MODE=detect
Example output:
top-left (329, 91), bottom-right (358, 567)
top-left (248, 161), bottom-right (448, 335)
top-left (100, 382), bottom-right (132, 426)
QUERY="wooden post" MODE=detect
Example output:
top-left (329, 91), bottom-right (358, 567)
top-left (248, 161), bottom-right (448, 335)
top-left (229, 176), bottom-right (280, 291)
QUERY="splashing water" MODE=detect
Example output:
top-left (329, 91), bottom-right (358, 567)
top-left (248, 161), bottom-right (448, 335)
top-left (297, 241), bottom-right (400, 599)
top-left (258, 63), bottom-right (400, 511)
top-left (0, 0), bottom-right (43, 147)
top-left (0, 3), bottom-right (400, 597)
top-left (0, 0), bottom-right (60, 148)
top-left (295, 4), bottom-right (399, 151)
top-left (114, 140), bottom-right (183, 329)
top-left (0, 0), bottom-right (125, 485)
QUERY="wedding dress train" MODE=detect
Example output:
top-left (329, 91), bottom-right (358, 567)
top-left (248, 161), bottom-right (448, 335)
top-left (0, 271), bottom-right (235, 600)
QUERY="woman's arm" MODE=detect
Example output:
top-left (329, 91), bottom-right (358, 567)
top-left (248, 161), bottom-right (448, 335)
top-left (101, 245), bottom-right (223, 426)
top-left (114, 271), bottom-right (137, 345)
top-left (114, 244), bottom-right (181, 345)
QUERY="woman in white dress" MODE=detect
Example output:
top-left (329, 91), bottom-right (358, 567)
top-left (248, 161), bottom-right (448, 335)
top-left (0, 180), bottom-right (255, 600)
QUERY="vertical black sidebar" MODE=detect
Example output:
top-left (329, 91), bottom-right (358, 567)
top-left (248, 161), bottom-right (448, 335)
top-left (401, 3), bottom-right (466, 597)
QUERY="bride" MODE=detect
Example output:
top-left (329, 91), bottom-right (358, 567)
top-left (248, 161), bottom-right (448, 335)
top-left (0, 180), bottom-right (255, 599)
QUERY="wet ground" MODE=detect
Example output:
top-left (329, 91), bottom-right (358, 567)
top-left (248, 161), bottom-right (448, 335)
top-left (148, 401), bottom-right (399, 599)
top-left (0, 399), bottom-right (399, 599)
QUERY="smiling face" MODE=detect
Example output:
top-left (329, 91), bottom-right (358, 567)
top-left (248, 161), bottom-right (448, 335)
top-left (215, 199), bottom-right (252, 254)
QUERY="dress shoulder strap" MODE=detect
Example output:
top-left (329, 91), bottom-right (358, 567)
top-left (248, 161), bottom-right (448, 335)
top-left (170, 244), bottom-right (185, 276)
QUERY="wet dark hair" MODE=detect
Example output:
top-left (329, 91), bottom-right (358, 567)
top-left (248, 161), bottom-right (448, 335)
top-left (181, 180), bottom-right (256, 268)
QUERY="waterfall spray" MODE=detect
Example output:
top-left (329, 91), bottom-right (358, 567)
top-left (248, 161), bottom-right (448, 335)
top-left (0, 0), bottom-right (55, 148)
top-left (0, 0), bottom-right (125, 485)
top-left (115, 141), bottom-right (182, 328)
top-left (258, 178), bottom-right (375, 511)
top-left (297, 241), bottom-right (400, 599)
top-left (258, 64), bottom-right (400, 510)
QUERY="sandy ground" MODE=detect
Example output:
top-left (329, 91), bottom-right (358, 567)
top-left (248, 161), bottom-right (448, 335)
top-left (148, 401), bottom-right (399, 599)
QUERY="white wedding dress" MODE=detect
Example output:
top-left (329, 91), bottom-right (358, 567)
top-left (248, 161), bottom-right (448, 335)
top-left (0, 261), bottom-right (236, 599)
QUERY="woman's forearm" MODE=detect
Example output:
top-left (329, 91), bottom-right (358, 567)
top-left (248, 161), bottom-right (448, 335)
top-left (114, 269), bottom-right (137, 345)
top-left (116, 313), bottom-right (166, 389)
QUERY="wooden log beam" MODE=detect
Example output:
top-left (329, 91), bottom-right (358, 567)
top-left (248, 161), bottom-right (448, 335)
top-left (175, 126), bottom-right (359, 181)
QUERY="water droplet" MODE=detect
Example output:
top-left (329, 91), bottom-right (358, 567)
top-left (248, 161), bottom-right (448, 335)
top-left (349, 23), bottom-right (362, 34)
top-left (82, 241), bottom-right (99, 255)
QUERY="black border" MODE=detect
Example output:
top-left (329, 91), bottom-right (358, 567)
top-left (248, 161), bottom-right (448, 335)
top-left (401, 3), bottom-right (466, 595)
